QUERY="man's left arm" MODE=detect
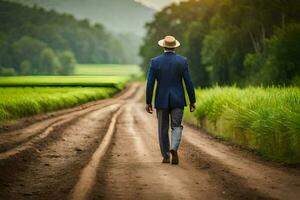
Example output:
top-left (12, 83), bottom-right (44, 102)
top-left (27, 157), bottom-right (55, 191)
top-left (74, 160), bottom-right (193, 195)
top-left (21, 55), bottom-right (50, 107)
top-left (182, 59), bottom-right (196, 112)
top-left (146, 59), bottom-right (155, 114)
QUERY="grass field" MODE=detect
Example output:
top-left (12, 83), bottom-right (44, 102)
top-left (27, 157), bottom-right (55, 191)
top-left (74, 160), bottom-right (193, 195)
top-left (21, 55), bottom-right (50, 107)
top-left (74, 64), bottom-right (142, 76)
top-left (0, 87), bottom-right (118, 122)
top-left (0, 76), bottom-right (128, 88)
top-left (184, 86), bottom-right (300, 164)
top-left (0, 64), bottom-right (141, 122)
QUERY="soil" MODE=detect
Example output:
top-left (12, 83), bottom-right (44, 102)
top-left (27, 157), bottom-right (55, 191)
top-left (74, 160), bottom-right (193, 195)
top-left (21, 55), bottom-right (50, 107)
top-left (0, 83), bottom-right (299, 200)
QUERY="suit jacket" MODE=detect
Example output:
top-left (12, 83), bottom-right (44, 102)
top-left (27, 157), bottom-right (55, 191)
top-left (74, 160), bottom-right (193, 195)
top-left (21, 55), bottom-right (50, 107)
top-left (146, 51), bottom-right (196, 109)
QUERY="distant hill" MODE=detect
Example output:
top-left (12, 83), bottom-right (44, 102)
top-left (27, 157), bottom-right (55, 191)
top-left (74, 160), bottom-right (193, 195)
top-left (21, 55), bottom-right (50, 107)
top-left (0, 0), bottom-right (141, 76)
top-left (7, 0), bottom-right (155, 36)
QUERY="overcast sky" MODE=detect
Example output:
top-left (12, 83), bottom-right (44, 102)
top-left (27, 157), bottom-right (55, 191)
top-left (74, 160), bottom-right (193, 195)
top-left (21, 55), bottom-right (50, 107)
top-left (135, 0), bottom-right (184, 10)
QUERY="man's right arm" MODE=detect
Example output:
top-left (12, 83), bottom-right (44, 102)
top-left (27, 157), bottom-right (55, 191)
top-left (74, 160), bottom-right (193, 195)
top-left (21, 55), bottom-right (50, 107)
top-left (146, 59), bottom-right (155, 113)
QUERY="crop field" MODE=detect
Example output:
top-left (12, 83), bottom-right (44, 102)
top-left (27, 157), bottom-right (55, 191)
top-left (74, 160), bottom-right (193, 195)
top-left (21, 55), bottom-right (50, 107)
top-left (0, 87), bottom-right (118, 122)
top-left (0, 64), bottom-right (141, 122)
top-left (74, 64), bottom-right (142, 76)
top-left (0, 76), bottom-right (128, 88)
top-left (184, 86), bottom-right (300, 164)
top-left (0, 64), bottom-right (142, 88)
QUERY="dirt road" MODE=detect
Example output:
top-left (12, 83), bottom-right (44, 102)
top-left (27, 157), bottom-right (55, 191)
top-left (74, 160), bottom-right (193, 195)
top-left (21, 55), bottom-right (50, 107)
top-left (0, 83), bottom-right (299, 200)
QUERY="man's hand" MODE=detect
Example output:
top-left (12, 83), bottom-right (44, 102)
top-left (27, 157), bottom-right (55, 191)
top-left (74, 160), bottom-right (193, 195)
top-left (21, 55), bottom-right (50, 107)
top-left (146, 104), bottom-right (153, 114)
top-left (190, 103), bottom-right (196, 112)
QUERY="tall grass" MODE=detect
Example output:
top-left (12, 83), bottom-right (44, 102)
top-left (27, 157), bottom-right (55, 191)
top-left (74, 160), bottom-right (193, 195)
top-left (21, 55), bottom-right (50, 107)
top-left (184, 86), bottom-right (300, 164)
top-left (0, 87), bottom-right (118, 122)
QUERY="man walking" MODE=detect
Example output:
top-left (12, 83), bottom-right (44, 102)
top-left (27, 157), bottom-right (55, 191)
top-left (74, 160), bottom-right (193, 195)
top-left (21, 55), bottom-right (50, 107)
top-left (145, 35), bottom-right (196, 165)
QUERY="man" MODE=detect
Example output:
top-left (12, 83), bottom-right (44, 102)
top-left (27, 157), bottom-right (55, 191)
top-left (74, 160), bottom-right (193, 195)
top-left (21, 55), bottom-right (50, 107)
top-left (145, 35), bottom-right (196, 165)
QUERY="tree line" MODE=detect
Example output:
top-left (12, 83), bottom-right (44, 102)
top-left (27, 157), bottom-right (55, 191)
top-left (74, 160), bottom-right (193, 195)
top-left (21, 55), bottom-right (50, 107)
top-left (140, 0), bottom-right (300, 87)
top-left (0, 0), bottom-right (135, 76)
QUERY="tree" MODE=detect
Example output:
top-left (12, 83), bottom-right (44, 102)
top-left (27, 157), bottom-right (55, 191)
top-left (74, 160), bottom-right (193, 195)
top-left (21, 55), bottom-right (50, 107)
top-left (20, 60), bottom-right (32, 75)
top-left (12, 36), bottom-right (48, 73)
top-left (201, 29), bottom-right (230, 85)
top-left (140, 0), bottom-right (300, 87)
top-left (58, 51), bottom-right (76, 75)
top-left (244, 23), bottom-right (300, 85)
top-left (0, 67), bottom-right (16, 76)
top-left (38, 48), bottom-right (61, 75)
top-left (184, 21), bottom-right (210, 87)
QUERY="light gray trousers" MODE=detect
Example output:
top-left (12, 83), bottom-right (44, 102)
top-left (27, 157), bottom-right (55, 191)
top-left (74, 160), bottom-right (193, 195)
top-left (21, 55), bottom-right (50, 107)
top-left (156, 108), bottom-right (184, 158)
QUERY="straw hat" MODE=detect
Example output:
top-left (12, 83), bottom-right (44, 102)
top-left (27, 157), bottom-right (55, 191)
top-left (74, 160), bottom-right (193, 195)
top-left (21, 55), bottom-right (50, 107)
top-left (158, 35), bottom-right (180, 48)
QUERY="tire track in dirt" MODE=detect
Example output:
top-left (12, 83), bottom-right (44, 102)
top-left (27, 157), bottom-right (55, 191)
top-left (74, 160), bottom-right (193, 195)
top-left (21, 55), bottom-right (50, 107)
top-left (134, 104), bottom-right (300, 200)
top-left (183, 126), bottom-right (300, 200)
top-left (0, 104), bottom-right (120, 200)
top-left (0, 83), bottom-right (144, 200)
top-left (89, 103), bottom-right (223, 200)
top-left (70, 106), bottom-right (124, 200)
top-left (0, 84), bottom-right (140, 161)
top-left (130, 105), bottom-right (300, 200)
top-left (70, 83), bottom-right (145, 200)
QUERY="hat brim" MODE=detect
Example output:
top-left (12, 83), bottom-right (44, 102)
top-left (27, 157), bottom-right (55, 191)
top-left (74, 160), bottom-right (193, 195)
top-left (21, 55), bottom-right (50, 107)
top-left (158, 39), bottom-right (180, 48)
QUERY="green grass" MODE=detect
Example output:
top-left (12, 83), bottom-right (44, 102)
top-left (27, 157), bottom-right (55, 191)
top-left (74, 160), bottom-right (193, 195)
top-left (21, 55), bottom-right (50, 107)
top-left (74, 64), bottom-right (142, 76)
top-left (0, 76), bottom-right (128, 89)
top-left (0, 64), bottom-right (142, 122)
top-left (0, 87), bottom-right (118, 122)
top-left (0, 64), bottom-right (143, 88)
top-left (184, 86), bottom-right (300, 164)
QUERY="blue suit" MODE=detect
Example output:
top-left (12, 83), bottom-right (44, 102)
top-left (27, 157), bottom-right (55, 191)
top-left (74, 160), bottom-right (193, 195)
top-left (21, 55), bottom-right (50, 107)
top-left (146, 52), bottom-right (196, 109)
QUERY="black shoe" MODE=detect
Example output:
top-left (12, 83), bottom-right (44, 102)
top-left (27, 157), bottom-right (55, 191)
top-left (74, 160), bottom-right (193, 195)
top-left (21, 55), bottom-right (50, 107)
top-left (162, 157), bottom-right (170, 163)
top-left (170, 149), bottom-right (179, 165)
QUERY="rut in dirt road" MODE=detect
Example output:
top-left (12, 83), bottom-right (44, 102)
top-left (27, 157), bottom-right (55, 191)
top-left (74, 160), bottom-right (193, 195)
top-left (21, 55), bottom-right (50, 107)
top-left (0, 83), bottom-right (140, 161)
top-left (0, 83), bottom-right (300, 200)
top-left (88, 103), bottom-right (224, 200)
top-left (0, 84), bottom-right (142, 200)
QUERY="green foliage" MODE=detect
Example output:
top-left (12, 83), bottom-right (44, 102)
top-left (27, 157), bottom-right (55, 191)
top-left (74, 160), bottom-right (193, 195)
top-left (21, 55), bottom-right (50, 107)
top-left (292, 76), bottom-right (300, 87)
top-left (9, 35), bottom-right (77, 75)
top-left (140, 0), bottom-right (300, 87)
top-left (183, 21), bottom-right (210, 87)
top-left (20, 60), bottom-right (32, 75)
top-left (12, 36), bottom-right (48, 73)
top-left (11, 36), bottom-right (73, 75)
top-left (0, 87), bottom-right (118, 122)
top-left (0, 0), bottom-right (136, 75)
top-left (58, 51), bottom-right (76, 75)
top-left (184, 87), bottom-right (300, 164)
top-left (38, 48), bottom-right (61, 75)
top-left (0, 76), bottom-right (128, 89)
top-left (244, 24), bottom-right (300, 85)
top-left (0, 68), bottom-right (16, 76)
top-left (201, 29), bottom-right (230, 85)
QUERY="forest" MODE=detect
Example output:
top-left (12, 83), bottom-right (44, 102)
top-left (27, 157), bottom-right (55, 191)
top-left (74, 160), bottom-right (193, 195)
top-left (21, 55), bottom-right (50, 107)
top-left (0, 0), bottom-right (136, 76)
top-left (140, 0), bottom-right (300, 87)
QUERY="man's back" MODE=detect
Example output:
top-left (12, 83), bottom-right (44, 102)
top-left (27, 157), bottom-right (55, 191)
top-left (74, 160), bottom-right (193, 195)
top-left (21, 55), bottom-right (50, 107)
top-left (153, 52), bottom-right (186, 86)
top-left (146, 51), bottom-right (195, 109)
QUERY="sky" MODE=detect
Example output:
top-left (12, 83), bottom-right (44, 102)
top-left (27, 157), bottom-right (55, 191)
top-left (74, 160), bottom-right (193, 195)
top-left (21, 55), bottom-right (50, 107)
top-left (135, 0), bottom-right (184, 10)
